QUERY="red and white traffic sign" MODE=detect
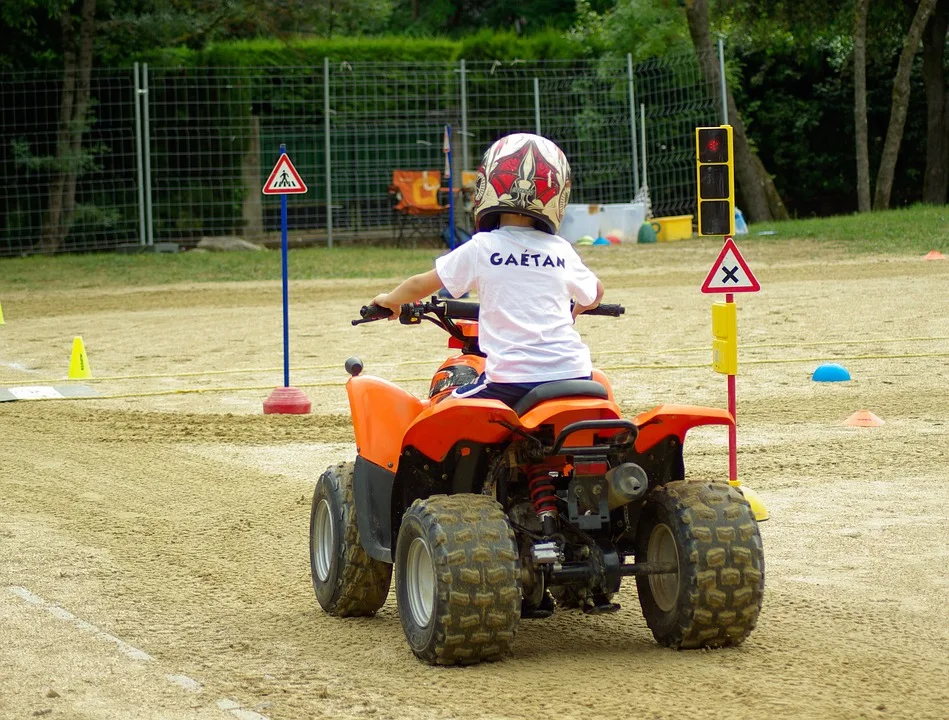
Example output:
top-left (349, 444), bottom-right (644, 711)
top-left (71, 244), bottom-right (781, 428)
top-left (701, 236), bottom-right (760, 293)
top-left (262, 154), bottom-right (307, 195)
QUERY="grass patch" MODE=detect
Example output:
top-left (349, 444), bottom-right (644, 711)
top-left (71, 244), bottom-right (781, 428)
top-left (749, 203), bottom-right (949, 254)
top-left (0, 246), bottom-right (442, 291)
top-left (2, 205), bottom-right (946, 292)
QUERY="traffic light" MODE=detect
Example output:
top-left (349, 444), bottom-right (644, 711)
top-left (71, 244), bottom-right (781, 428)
top-left (695, 125), bottom-right (734, 236)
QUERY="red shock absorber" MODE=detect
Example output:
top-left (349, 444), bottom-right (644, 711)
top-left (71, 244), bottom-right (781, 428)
top-left (528, 467), bottom-right (558, 519)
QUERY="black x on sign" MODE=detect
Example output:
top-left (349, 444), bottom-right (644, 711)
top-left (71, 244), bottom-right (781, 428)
top-left (701, 237), bottom-right (760, 293)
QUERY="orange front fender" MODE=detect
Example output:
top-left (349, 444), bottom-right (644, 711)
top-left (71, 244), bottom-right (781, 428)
top-left (347, 375), bottom-right (425, 471)
top-left (633, 404), bottom-right (733, 452)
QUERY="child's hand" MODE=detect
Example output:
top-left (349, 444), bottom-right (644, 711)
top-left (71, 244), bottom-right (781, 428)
top-left (371, 293), bottom-right (400, 319)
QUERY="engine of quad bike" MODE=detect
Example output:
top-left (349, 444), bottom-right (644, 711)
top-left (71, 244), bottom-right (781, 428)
top-left (498, 452), bottom-right (650, 615)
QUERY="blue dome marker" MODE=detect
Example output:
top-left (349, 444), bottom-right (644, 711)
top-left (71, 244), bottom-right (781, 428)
top-left (812, 363), bottom-right (851, 382)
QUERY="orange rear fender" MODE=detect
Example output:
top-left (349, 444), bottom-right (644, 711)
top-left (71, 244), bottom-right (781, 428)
top-left (347, 375), bottom-right (426, 471)
top-left (519, 398), bottom-right (624, 449)
top-left (404, 396), bottom-right (626, 462)
top-left (401, 397), bottom-right (521, 463)
top-left (633, 404), bottom-right (733, 452)
top-left (591, 369), bottom-right (615, 402)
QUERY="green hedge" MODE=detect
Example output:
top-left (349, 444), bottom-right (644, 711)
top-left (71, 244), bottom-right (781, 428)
top-left (144, 30), bottom-right (588, 67)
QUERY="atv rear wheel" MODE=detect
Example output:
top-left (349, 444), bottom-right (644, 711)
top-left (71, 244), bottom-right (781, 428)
top-left (395, 494), bottom-right (520, 665)
top-left (635, 481), bottom-right (764, 648)
top-left (309, 461), bottom-right (392, 617)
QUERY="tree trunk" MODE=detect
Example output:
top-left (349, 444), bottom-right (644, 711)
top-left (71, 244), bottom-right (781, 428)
top-left (242, 114), bottom-right (263, 240)
top-left (62, 0), bottom-right (97, 239)
top-left (854, 0), bottom-right (872, 212)
top-left (38, 11), bottom-right (77, 254)
top-left (873, 0), bottom-right (939, 209)
top-left (684, 0), bottom-right (788, 223)
top-left (36, 0), bottom-right (96, 255)
top-left (921, 0), bottom-right (949, 204)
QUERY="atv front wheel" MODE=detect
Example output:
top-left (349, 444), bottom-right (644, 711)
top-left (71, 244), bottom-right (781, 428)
top-left (309, 461), bottom-right (392, 617)
top-left (395, 494), bottom-right (520, 665)
top-left (635, 481), bottom-right (764, 648)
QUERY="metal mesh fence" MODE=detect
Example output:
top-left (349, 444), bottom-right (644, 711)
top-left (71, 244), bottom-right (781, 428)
top-left (0, 68), bottom-right (139, 255)
top-left (635, 51), bottom-right (725, 218)
top-left (0, 51), bottom-right (722, 256)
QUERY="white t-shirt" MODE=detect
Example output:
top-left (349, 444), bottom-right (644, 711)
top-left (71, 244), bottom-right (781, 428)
top-left (434, 226), bottom-right (600, 383)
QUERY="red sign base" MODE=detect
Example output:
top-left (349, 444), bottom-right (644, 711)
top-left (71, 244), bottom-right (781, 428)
top-left (263, 386), bottom-right (312, 415)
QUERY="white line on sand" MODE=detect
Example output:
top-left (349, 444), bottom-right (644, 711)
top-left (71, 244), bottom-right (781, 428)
top-left (8, 585), bottom-right (271, 720)
top-left (216, 698), bottom-right (273, 720)
top-left (0, 361), bottom-right (39, 373)
top-left (8, 586), bottom-right (153, 662)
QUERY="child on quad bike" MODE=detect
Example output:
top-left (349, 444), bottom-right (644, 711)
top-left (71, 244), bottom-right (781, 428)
top-left (371, 132), bottom-right (605, 409)
top-left (316, 134), bottom-right (766, 666)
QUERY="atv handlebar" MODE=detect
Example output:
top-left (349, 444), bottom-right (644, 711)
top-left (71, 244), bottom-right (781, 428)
top-left (353, 298), bottom-right (624, 326)
top-left (357, 303), bottom-right (394, 322)
top-left (581, 303), bottom-right (625, 317)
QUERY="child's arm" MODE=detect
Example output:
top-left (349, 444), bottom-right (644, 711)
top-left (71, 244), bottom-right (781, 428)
top-left (572, 278), bottom-right (605, 320)
top-left (371, 269), bottom-right (444, 315)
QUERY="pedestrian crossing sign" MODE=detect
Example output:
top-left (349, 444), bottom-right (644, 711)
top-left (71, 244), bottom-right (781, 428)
top-left (263, 154), bottom-right (307, 195)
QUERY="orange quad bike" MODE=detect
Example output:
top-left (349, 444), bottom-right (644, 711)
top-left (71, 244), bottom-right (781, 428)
top-left (309, 296), bottom-right (766, 666)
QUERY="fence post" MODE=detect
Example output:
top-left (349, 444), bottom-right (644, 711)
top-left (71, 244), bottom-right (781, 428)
top-left (533, 77), bottom-right (542, 135)
top-left (460, 59), bottom-right (469, 173)
top-left (133, 63), bottom-right (146, 247)
top-left (640, 103), bottom-right (648, 190)
top-left (718, 37), bottom-right (728, 125)
top-left (324, 57), bottom-right (333, 249)
top-left (627, 53), bottom-right (640, 196)
top-left (142, 63), bottom-right (154, 247)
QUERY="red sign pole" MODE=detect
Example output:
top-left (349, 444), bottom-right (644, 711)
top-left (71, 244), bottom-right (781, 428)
top-left (701, 234), bottom-right (759, 484)
top-left (726, 291), bottom-right (738, 482)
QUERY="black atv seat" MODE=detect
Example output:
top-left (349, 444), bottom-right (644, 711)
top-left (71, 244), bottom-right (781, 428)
top-left (513, 380), bottom-right (609, 416)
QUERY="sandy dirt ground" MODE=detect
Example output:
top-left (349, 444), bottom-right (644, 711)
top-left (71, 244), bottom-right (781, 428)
top-left (1, 238), bottom-right (948, 720)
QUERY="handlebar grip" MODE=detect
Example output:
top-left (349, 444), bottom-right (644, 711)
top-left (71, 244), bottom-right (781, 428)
top-left (582, 303), bottom-right (625, 317)
top-left (359, 304), bottom-right (394, 320)
top-left (443, 300), bottom-right (480, 320)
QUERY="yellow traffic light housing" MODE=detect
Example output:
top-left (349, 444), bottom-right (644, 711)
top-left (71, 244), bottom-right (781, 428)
top-left (696, 126), bottom-right (735, 236)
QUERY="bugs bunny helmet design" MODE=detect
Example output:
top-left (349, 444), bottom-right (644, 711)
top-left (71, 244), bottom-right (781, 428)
top-left (472, 133), bottom-right (572, 235)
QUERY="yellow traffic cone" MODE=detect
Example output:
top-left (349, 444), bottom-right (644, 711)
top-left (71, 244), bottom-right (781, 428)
top-left (68, 336), bottom-right (91, 379)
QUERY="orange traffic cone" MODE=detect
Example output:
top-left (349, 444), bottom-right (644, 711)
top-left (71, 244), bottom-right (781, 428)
top-left (843, 409), bottom-right (884, 427)
top-left (923, 250), bottom-right (945, 260)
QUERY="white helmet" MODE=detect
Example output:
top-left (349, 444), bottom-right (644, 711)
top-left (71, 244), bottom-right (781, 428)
top-left (472, 133), bottom-right (572, 234)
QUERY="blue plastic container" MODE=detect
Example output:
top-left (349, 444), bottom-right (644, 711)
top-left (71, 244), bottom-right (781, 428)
top-left (812, 363), bottom-right (851, 382)
top-left (735, 208), bottom-right (749, 235)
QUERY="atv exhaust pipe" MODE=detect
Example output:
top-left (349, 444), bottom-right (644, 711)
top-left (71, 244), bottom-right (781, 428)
top-left (606, 462), bottom-right (649, 509)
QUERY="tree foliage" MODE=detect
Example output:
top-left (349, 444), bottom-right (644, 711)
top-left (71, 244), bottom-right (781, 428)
top-left (386, 0), bottom-right (612, 37)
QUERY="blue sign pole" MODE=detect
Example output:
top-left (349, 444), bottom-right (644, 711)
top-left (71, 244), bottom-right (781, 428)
top-left (262, 145), bottom-right (310, 415)
top-left (279, 144), bottom-right (290, 388)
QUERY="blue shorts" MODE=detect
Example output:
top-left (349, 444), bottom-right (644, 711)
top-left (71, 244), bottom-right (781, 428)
top-left (452, 373), bottom-right (591, 409)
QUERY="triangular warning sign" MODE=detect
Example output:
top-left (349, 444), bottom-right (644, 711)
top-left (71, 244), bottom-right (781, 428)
top-left (701, 237), bottom-right (760, 293)
top-left (262, 154), bottom-right (307, 195)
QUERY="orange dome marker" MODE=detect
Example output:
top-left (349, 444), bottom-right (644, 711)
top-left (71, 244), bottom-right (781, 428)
top-left (843, 409), bottom-right (884, 427)
top-left (924, 250), bottom-right (945, 260)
